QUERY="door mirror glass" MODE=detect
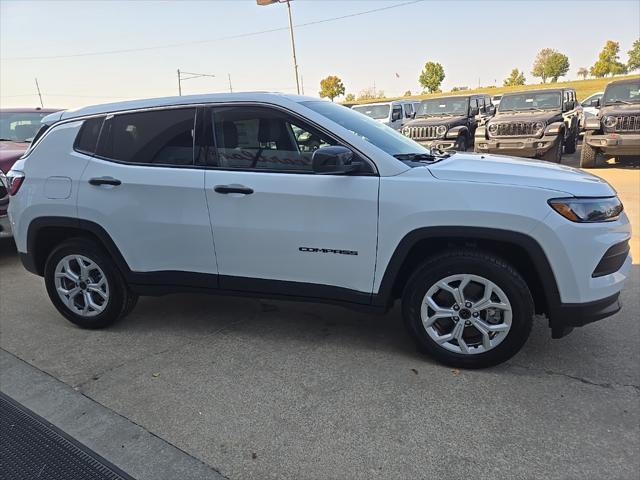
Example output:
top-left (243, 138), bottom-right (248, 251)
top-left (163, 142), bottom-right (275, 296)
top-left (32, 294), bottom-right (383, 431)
top-left (591, 98), bottom-right (601, 108)
top-left (565, 100), bottom-right (575, 111)
top-left (469, 106), bottom-right (479, 116)
top-left (312, 145), bottom-right (359, 175)
top-left (391, 108), bottom-right (402, 121)
top-left (488, 105), bottom-right (496, 115)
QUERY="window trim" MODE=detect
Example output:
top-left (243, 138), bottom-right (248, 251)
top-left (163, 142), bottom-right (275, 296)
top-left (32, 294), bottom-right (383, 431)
top-left (42, 101), bottom-right (380, 175)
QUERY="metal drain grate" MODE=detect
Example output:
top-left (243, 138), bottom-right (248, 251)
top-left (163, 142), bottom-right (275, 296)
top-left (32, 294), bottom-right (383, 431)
top-left (0, 392), bottom-right (135, 480)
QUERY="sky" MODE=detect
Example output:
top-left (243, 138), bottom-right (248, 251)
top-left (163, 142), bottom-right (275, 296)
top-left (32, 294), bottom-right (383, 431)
top-left (1, 0), bottom-right (639, 108)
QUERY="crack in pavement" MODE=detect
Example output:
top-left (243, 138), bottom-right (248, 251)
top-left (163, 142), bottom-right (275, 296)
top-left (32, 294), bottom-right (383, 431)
top-left (509, 363), bottom-right (640, 393)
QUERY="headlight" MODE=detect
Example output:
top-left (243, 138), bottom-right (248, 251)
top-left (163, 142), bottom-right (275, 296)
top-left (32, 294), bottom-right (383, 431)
top-left (488, 123), bottom-right (498, 135)
top-left (402, 127), bottom-right (410, 137)
top-left (436, 125), bottom-right (447, 137)
top-left (603, 116), bottom-right (617, 128)
top-left (533, 121), bottom-right (545, 135)
top-left (548, 197), bottom-right (623, 223)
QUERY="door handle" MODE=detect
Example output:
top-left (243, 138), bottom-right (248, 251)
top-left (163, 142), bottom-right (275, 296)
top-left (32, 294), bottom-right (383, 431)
top-left (214, 185), bottom-right (254, 195)
top-left (89, 177), bottom-right (121, 186)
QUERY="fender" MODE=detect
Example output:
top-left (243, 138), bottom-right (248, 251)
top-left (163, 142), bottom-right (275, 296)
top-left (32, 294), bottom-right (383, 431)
top-left (372, 226), bottom-right (561, 313)
top-left (474, 125), bottom-right (487, 140)
top-left (445, 125), bottom-right (469, 140)
top-left (543, 121), bottom-right (564, 136)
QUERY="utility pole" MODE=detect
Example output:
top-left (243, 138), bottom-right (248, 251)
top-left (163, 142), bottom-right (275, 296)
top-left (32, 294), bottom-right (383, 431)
top-left (228, 73), bottom-right (233, 93)
top-left (177, 69), bottom-right (216, 96)
top-left (257, 0), bottom-right (300, 94)
top-left (34, 78), bottom-right (43, 108)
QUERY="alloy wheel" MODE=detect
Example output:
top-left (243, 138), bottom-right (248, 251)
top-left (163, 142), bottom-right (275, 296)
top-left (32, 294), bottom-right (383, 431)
top-left (54, 255), bottom-right (110, 317)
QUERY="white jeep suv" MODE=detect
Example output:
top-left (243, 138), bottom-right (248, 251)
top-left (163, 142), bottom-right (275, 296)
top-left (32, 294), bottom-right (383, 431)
top-left (6, 93), bottom-right (632, 368)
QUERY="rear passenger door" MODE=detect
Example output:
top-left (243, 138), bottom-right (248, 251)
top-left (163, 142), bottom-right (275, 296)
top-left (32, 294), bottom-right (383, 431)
top-left (77, 107), bottom-right (218, 276)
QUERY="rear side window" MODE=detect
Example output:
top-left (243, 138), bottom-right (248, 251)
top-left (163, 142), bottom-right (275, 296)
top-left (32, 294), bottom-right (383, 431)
top-left (96, 108), bottom-right (196, 166)
top-left (74, 116), bottom-right (105, 155)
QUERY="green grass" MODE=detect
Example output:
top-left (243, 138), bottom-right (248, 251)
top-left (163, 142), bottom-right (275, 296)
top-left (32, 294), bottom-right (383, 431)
top-left (348, 74), bottom-right (640, 105)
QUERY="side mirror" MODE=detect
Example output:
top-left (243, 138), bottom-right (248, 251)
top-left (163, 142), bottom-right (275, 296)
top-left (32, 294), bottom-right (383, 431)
top-left (488, 105), bottom-right (496, 115)
top-left (391, 110), bottom-right (402, 121)
top-left (565, 100), bottom-right (575, 111)
top-left (312, 146), bottom-right (360, 175)
top-left (469, 106), bottom-right (479, 116)
top-left (592, 98), bottom-right (601, 108)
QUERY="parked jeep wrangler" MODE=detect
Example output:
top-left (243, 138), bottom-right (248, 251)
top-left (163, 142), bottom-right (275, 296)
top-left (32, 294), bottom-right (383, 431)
top-left (475, 88), bottom-right (582, 163)
top-left (401, 94), bottom-right (494, 151)
top-left (581, 77), bottom-right (640, 168)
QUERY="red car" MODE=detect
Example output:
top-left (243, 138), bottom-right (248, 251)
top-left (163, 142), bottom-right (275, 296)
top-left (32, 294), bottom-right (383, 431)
top-left (0, 107), bottom-right (62, 238)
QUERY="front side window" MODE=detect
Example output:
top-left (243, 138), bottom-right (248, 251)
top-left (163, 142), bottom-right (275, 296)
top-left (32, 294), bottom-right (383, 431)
top-left (96, 108), bottom-right (196, 166)
top-left (209, 106), bottom-right (336, 172)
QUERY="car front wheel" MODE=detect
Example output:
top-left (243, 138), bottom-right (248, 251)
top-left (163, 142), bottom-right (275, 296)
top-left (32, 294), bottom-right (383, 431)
top-left (44, 238), bottom-right (134, 329)
top-left (402, 249), bottom-right (534, 368)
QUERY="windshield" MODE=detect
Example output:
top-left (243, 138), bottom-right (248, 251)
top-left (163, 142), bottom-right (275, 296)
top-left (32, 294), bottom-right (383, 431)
top-left (0, 111), bottom-right (49, 142)
top-left (416, 97), bottom-right (469, 116)
top-left (303, 100), bottom-right (432, 157)
top-left (352, 104), bottom-right (391, 120)
top-left (498, 91), bottom-right (561, 111)
top-left (602, 82), bottom-right (640, 105)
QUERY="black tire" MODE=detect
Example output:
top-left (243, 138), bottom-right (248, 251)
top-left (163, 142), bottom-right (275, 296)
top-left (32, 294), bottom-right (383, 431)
top-left (580, 135), bottom-right (599, 168)
top-left (541, 136), bottom-right (562, 163)
top-left (402, 249), bottom-right (534, 369)
top-left (564, 128), bottom-right (577, 154)
top-left (455, 134), bottom-right (467, 152)
top-left (44, 238), bottom-right (131, 329)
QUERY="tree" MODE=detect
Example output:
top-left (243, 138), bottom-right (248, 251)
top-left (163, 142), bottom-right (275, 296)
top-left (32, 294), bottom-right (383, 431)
top-left (344, 93), bottom-right (355, 102)
top-left (577, 67), bottom-right (589, 80)
top-left (403, 90), bottom-right (412, 96)
top-left (590, 40), bottom-right (628, 77)
top-left (318, 75), bottom-right (345, 102)
top-left (531, 48), bottom-right (569, 83)
top-left (357, 87), bottom-right (384, 101)
top-left (628, 39), bottom-right (640, 71)
top-left (503, 68), bottom-right (526, 86)
top-left (418, 61), bottom-right (445, 93)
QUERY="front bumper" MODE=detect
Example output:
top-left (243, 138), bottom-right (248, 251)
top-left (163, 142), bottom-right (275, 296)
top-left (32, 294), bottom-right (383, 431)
top-left (416, 139), bottom-right (458, 152)
top-left (549, 292), bottom-right (622, 339)
top-left (474, 135), bottom-right (557, 158)
top-left (584, 133), bottom-right (640, 156)
top-left (0, 214), bottom-right (12, 238)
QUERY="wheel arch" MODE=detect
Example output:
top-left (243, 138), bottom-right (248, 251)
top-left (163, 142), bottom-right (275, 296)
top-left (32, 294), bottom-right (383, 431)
top-left (373, 227), bottom-right (560, 316)
top-left (25, 217), bottom-right (131, 278)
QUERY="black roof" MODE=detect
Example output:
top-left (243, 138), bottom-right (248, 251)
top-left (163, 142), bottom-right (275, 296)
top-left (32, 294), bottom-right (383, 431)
top-left (607, 77), bottom-right (640, 86)
top-left (501, 87), bottom-right (574, 97)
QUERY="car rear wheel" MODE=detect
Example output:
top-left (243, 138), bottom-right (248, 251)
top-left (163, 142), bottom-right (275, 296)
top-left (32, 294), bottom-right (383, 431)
top-left (564, 128), bottom-right (577, 154)
top-left (44, 238), bottom-right (134, 329)
top-left (580, 136), bottom-right (599, 168)
top-left (402, 249), bottom-right (534, 368)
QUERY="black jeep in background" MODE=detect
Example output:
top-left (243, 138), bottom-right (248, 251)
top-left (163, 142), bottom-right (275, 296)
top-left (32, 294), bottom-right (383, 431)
top-left (474, 87), bottom-right (582, 163)
top-left (400, 94), bottom-right (494, 151)
top-left (581, 77), bottom-right (640, 168)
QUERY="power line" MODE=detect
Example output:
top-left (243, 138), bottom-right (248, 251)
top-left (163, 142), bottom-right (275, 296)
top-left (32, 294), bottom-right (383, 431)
top-left (4, 1), bottom-right (423, 61)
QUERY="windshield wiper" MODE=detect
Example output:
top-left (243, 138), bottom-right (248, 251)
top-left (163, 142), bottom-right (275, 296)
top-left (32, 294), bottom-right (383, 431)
top-left (393, 150), bottom-right (452, 162)
top-left (0, 138), bottom-right (14, 141)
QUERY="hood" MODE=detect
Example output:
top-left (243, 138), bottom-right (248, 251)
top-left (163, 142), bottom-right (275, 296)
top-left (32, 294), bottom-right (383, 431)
top-left (0, 140), bottom-right (28, 173)
top-left (491, 110), bottom-right (561, 123)
top-left (407, 115), bottom-right (466, 127)
top-left (427, 152), bottom-right (616, 197)
top-left (598, 104), bottom-right (640, 117)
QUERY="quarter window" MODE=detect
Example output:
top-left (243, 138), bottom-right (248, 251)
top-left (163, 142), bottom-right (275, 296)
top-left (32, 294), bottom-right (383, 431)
top-left (96, 108), bottom-right (196, 166)
top-left (208, 106), bottom-right (336, 172)
top-left (74, 116), bottom-right (105, 155)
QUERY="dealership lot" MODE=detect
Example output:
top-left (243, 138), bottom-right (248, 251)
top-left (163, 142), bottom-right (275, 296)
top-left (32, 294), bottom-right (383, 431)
top-left (0, 148), bottom-right (638, 479)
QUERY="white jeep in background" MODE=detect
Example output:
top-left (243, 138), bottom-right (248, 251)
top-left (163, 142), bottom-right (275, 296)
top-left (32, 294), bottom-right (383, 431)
top-left (6, 92), bottom-right (632, 368)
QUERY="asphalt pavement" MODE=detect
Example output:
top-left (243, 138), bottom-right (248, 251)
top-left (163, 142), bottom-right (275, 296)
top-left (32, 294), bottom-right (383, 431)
top-left (1, 147), bottom-right (638, 480)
